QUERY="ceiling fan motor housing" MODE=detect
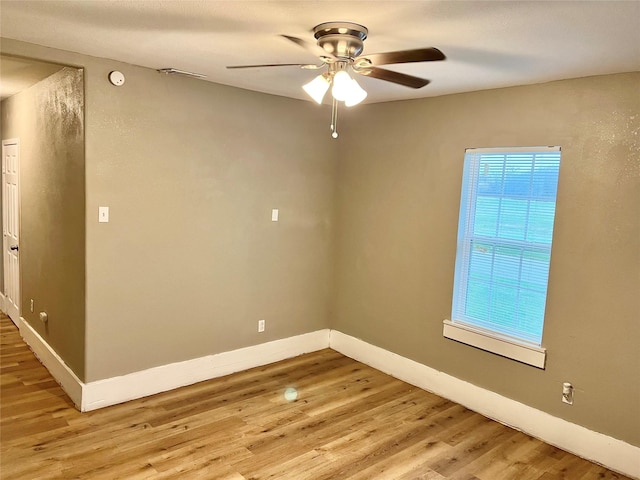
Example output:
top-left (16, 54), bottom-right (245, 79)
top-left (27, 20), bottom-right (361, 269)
top-left (313, 22), bottom-right (368, 59)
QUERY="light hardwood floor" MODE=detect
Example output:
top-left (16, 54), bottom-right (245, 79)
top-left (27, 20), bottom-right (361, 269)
top-left (0, 315), bottom-right (630, 479)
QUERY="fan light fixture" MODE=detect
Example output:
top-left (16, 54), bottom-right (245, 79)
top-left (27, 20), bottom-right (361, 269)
top-left (303, 68), bottom-right (367, 106)
top-left (302, 74), bottom-right (330, 104)
top-left (302, 63), bottom-right (367, 138)
top-left (226, 21), bottom-right (446, 140)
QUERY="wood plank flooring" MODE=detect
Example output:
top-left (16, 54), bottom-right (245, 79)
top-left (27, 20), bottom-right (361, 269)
top-left (0, 315), bottom-right (630, 479)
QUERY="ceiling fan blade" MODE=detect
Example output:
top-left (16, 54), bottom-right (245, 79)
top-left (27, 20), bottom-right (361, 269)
top-left (280, 34), bottom-right (337, 61)
top-left (226, 63), bottom-right (321, 69)
top-left (358, 48), bottom-right (446, 66)
top-left (355, 66), bottom-right (431, 89)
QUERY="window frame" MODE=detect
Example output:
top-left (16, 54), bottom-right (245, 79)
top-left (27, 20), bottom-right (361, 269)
top-left (444, 146), bottom-right (561, 368)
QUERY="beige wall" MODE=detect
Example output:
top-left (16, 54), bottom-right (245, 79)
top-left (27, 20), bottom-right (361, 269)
top-left (83, 62), bottom-right (338, 381)
top-left (0, 38), bottom-right (339, 383)
top-left (1, 67), bottom-right (86, 377)
top-left (333, 72), bottom-right (640, 446)
top-left (2, 38), bottom-right (638, 447)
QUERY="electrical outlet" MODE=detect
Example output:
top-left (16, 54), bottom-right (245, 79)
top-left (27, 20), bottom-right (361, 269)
top-left (258, 319), bottom-right (265, 333)
top-left (562, 382), bottom-right (574, 405)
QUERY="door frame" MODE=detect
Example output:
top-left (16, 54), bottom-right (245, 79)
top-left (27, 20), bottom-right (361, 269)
top-left (2, 138), bottom-right (21, 325)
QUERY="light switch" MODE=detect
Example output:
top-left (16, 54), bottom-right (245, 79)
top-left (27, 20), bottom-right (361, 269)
top-left (99, 206), bottom-right (109, 223)
top-left (271, 209), bottom-right (279, 222)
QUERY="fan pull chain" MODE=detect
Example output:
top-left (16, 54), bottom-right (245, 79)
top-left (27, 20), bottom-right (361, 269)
top-left (330, 97), bottom-right (339, 138)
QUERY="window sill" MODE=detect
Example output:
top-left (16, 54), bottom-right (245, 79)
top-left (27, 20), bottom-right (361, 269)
top-left (443, 319), bottom-right (546, 369)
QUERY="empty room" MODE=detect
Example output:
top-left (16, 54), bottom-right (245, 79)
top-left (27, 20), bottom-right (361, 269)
top-left (0, 1), bottom-right (638, 479)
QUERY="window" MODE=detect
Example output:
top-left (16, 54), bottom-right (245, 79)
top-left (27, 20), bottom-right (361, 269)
top-left (444, 146), bottom-right (561, 368)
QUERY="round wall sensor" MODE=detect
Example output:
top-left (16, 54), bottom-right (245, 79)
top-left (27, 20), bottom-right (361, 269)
top-left (108, 71), bottom-right (125, 86)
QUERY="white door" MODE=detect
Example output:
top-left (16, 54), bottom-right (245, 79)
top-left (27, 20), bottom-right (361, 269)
top-left (2, 139), bottom-right (20, 325)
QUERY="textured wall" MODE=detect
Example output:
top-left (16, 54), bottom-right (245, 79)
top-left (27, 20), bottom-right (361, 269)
top-left (1, 39), bottom-right (339, 382)
top-left (1, 67), bottom-right (86, 378)
top-left (3, 38), bottom-right (638, 448)
top-left (333, 72), bottom-right (640, 446)
top-left (82, 63), bottom-right (338, 381)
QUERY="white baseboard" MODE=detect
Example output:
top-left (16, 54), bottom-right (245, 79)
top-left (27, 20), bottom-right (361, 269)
top-left (328, 330), bottom-right (640, 479)
top-left (0, 292), bottom-right (6, 313)
top-left (18, 317), bottom-right (83, 409)
top-left (19, 321), bottom-right (330, 412)
top-left (81, 329), bottom-right (331, 411)
top-left (16, 321), bottom-right (638, 478)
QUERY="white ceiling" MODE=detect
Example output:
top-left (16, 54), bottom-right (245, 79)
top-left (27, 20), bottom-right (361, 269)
top-left (1, 0), bottom-right (639, 104)
top-left (0, 56), bottom-right (64, 100)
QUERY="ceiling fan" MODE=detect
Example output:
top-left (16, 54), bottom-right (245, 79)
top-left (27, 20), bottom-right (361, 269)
top-left (227, 22), bottom-right (446, 138)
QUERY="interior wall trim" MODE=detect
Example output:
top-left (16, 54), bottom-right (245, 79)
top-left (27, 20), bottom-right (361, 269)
top-left (17, 319), bottom-right (330, 411)
top-left (329, 330), bottom-right (640, 479)
top-left (81, 329), bottom-right (331, 411)
top-left (18, 316), bottom-right (83, 408)
top-left (16, 322), bottom-right (638, 478)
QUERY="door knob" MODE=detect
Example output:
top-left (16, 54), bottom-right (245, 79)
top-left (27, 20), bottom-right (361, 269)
top-left (10, 245), bottom-right (18, 251)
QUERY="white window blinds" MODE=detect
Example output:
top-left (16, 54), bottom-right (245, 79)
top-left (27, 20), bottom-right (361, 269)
top-left (451, 146), bottom-right (561, 346)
